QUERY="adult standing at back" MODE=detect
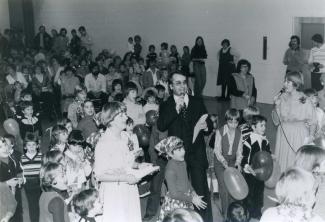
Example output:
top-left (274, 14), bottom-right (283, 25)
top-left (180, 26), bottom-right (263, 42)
top-left (157, 72), bottom-right (213, 222)
top-left (283, 35), bottom-right (310, 89)
top-left (309, 34), bottom-right (325, 91)
top-left (217, 39), bottom-right (239, 101)
top-left (191, 36), bottom-right (207, 96)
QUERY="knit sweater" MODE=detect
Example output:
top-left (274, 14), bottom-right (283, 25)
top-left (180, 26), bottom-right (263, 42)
top-left (165, 159), bottom-right (193, 202)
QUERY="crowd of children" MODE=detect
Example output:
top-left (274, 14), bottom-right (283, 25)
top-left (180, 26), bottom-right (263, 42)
top-left (1, 25), bottom-right (325, 222)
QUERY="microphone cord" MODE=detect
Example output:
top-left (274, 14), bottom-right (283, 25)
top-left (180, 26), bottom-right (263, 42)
top-left (274, 107), bottom-right (296, 152)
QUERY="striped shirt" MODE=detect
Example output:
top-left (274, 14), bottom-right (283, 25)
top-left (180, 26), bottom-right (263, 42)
top-left (309, 44), bottom-right (325, 73)
top-left (21, 152), bottom-right (42, 178)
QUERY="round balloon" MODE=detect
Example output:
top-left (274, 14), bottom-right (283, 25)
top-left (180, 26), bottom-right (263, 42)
top-left (133, 124), bottom-right (150, 147)
top-left (3, 118), bottom-right (20, 137)
top-left (251, 151), bottom-right (273, 181)
top-left (223, 167), bottom-right (249, 200)
top-left (265, 160), bottom-right (281, 189)
top-left (146, 110), bottom-right (158, 126)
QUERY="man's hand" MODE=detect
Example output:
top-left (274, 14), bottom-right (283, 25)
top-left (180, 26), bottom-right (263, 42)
top-left (175, 97), bottom-right (185, 113)
top-left (193, 114), bottom-right (209, 143)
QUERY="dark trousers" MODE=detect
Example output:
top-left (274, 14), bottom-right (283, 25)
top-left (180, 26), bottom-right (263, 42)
top-left (25, 177), bottom-right (41, 222)
top-left (144, 157), bottom-right (168, 218)
top-left (243, 173), bottom-right (264, 219)
top-left (311, 72), bottom-right (323, 91)
top-left (214, 157), bottom-right (235, 217)
top-left (193, 62), bottom-right (206, 96)
top-left (189, 166), bottom-right (213, 222)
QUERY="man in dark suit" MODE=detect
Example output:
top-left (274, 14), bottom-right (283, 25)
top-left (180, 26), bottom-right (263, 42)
top-left (157, 72), bottom-right (212, 222)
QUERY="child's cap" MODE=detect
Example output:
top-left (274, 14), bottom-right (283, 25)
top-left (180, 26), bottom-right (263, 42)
top-left (155, 136), bottom-right (184, 155)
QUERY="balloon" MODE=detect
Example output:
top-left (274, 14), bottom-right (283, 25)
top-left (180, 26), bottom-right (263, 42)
top-left (224, 167), bottom-right (249, 200)
top-left (251, 151), bottom-right (273, 181)
top-left (3, 118), bottom-right (20, 137)
top-left (146, 110), bottom-right (158, 126)
top-left (265, 160), bottom-right (281, 189)
top-left (133, 124), bottom-right (150, 147)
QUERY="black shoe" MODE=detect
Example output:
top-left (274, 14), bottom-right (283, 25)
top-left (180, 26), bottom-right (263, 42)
top-left (224, 96), bottom-right (231, 101)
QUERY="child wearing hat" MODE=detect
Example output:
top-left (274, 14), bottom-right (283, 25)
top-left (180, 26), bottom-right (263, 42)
top-left (155, 136), bottom-right (207, 222)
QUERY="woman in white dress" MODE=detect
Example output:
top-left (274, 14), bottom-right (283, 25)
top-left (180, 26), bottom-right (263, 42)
top-left (274, 71), bottom-right (316, 172)
top-left (260, 167), bottom-right (324, 222)
top-left (94, 102), bottom-right (142, 222)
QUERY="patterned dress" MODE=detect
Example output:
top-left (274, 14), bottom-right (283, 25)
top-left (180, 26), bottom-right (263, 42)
top-left (274, 91), bottom-right (316, 172)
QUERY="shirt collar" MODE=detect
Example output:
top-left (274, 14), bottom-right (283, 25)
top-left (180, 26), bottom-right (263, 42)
top-left (223, 125), bottom-right (230, 136)
top-left (250, 132), bottom-right (267, 147)
top-left (173, 94), bottom-right (189, 106)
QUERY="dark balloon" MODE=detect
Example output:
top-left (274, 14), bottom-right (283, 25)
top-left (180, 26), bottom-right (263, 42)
top-left (251, 151), bottom-right (273, 181)
top-left (265, 160), bottom-right (281, 189)
top-left (3, 118), bottom-right (20, 137)
top-left (224, 167), bottom-right (249, 200)
top-left (133, 124), bottom-right (150, 147)
top-left (145, 110), bottom-right (158, 126)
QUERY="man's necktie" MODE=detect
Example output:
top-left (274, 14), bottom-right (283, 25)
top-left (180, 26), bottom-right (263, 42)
top-left (180, 103), bottom-right (187, 120)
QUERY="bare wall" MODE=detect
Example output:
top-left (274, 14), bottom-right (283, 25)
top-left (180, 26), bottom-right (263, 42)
top-left (0, 0), bottom-right (10, 31)
top-left (32, 0), bottom-right (325, 103)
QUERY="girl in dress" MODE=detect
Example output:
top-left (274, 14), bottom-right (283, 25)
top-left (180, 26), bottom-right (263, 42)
top-left (94, 102), bottom-right (142, 222)
top-left (155, 136), bottom-right (207, 221)
top-left (260, 167), bottom-right (324, 222)
top-left (274, 71), bottom-right (316, 172)
top-left (217, 39), bottom-right (238, 101)
top-left (228, 59), bottom-right (257, 112)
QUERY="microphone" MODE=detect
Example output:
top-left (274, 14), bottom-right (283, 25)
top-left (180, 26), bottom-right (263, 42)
top-left (274, 88), bottom-right (285, 102)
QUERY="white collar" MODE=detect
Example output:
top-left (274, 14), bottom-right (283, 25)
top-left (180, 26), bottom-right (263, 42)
top-left (173, 94), bottom-right (189, 106)
top-left (250, 132), bottom-right (267, 147)
top-left (222, 125), bottom-right (230, 136)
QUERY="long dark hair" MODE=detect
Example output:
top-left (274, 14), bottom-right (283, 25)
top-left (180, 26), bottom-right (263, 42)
top-left (190, 36), bottom-right (207, 59)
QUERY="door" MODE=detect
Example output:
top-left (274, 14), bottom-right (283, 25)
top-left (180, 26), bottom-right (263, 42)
top-left (301, 23), bottom-right (325, 49)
